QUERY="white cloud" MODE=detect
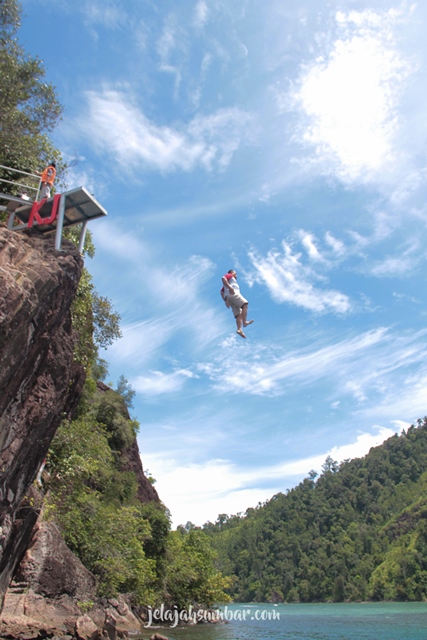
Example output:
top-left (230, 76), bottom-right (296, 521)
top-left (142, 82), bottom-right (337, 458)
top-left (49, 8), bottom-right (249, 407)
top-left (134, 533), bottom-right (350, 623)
top-left (156, 18), bottom-right (184, 97)
top-left (291, 6), bottom-right (414, 184)
top-left (64, 166), bottom-right (97, 195)
top-left (105, 252), bottom-right (226, 368)
top-left (344, 380), bottom-right (367, 403)
top-left (194, 0), bottom-right (209, 29)
top-left (82, 89), bottom-right (253, 173)
top-left (108, 318), bottom-right (176, 368)
top-left (201, 328), bottom-right (388, 396)
top-left (248, 237), bottom-right (350, 313)
top-left (201, 52), bottom-right (213, 76)
top-left (299, 230), bottom-right (324, 261)
top-left (157, 21), bottom-right (178, 61)
top-left (200, 326), bottom-right (427, 404)
top-left (325, 231), bottom-right (346, 256)
top-left (370, 239), bottom-right (420, 276)
top-left (82, 1), bottom-right (124, 28)
top-left (133, 369), bottom-right (196, 396)
top-left (145, 424), bottom-right (401, 526)
top-left (91, 221), bottom-right (150, 262)
top-left (358, 372), bottom-right (427, 420)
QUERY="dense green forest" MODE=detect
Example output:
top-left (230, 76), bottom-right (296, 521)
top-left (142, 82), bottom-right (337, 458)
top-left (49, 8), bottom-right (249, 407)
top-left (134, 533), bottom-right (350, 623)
top-left (202, 420), bottom-right (427, 603)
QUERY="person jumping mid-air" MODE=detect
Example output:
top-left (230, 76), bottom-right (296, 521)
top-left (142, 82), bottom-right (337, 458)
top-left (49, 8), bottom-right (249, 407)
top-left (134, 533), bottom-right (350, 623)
top-left (221, 269), bottom-right (254, 339)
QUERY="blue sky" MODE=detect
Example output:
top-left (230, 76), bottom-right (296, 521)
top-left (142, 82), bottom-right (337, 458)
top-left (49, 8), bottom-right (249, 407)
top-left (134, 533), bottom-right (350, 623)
top-left (20, 0), bottom-right (427, 526)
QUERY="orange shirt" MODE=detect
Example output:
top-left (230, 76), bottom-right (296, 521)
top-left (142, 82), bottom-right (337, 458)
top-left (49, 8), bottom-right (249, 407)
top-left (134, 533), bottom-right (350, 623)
top-left (41, 165), bottom-right (56, 185)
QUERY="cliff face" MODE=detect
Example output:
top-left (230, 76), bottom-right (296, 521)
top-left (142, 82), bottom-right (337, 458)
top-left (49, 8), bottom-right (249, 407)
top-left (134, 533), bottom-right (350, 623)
top-left (0, 226), bottom-right (162, 638)
top-left (96, 381), bottom-right (160, 503)
top-left (0, 226), bottom-right (85, 608)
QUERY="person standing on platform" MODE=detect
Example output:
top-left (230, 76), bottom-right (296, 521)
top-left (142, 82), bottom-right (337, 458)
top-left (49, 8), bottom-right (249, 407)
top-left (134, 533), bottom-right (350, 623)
top-left (221, 269), bottom-right (254, 338)
top-left (38, 162), bottom-right (56, 200)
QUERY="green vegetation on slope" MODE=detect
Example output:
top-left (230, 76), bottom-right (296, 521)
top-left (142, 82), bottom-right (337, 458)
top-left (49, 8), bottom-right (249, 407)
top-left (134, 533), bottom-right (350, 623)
top-left (45, 383), bottom-right (162, 604)
top-left (203, 420), bottom-right (427, 603)
top-left (45, 379), bottom-right (231, 608)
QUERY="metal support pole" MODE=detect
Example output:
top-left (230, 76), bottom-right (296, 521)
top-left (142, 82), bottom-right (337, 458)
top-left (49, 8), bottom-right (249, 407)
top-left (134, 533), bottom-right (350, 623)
top-left (78, 221), bottom-right (88, 254)
top-left (7, 212), bottom-right (15, 230)
top-left (54, 194), bottom-right (66, 251)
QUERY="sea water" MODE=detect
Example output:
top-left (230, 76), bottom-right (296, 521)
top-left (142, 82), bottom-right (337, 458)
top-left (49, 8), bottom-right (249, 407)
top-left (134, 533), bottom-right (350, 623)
top-left (149, 602), bottom-right (427, 640)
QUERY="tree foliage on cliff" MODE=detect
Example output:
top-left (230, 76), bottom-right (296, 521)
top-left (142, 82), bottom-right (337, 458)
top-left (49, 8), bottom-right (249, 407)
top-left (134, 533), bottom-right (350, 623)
top-left (71, 267), bottom-right (122, 370)
top-left (204, 419), bottom-right (427, 603)
top-left (0, 0), bottom-right (64, 182)
top-left (46, 381), bottom-right (230, 608)
top-left (47, 383), bottom-right (165, 603)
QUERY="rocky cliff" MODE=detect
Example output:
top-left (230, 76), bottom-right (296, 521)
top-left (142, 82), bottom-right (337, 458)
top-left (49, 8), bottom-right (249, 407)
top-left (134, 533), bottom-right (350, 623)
top-left (0, 225), bottom-right (85, 609)
top-left (0, 225), bottom-right (163, 639)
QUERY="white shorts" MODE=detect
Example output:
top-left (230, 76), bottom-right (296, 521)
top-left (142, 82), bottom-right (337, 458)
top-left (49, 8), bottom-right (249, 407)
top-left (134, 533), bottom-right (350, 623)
top-left (40, 183), bottom-right (51, 200)
top-left (226, 292), bottom-right (248, 317)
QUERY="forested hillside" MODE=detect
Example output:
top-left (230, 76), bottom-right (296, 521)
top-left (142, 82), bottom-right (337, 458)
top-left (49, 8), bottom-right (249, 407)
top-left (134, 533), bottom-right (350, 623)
top-left (204, 420), bottom-right (427, 603)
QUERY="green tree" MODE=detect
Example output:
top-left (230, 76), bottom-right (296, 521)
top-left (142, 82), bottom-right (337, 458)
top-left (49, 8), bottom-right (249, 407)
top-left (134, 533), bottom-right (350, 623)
top-left (0, 0), bottom-right (64, 184)
top-left (71, 268), bottom-right (122, 369)
top-left (115, 375), bottom-right (136, 409)
top-left (164, 530), bottom-right (232, 609)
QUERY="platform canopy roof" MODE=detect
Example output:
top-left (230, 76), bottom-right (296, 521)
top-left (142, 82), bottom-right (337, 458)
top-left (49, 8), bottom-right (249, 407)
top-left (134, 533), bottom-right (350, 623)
top-left (5, 186), bottom-right (107, 233)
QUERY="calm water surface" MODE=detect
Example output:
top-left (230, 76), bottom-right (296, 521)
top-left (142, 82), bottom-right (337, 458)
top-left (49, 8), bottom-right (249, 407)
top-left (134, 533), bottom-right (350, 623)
top-left (147, 602), bottom-right (427, 640)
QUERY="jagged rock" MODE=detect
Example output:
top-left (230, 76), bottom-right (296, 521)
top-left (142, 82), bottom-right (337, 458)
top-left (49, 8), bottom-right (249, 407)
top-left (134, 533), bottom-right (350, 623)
top-left (14, 520), bottom-right (97, 600)
top-left (116, 602), bottom-right (128, 617)
top-left (103, 612), bottom-right (117, 640)
top-left (0, 526), bottom-right (95, 635)
top-left (107, 598), bottom-right (119, 609)
top-left (75, 614), bottom-right (99, 640)
top-left (0, 588), bottom-right (79, 637)
top-left (0, 226), bottom-right (85, 607)
top-left (98, 601), bottom-right (142, 638)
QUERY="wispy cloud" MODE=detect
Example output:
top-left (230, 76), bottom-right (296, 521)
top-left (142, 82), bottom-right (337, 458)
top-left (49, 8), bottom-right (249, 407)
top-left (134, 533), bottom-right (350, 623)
top-left (325, 231), bottom-right (346, 256)
top-left (133, 368), bottom-right (197, 396)
top-left (101, 242), bottom-right (226, 367)
top-left (108, 318), bottom-right (176, 368)
top-left (370, 238), bottom-right (421, 276)
top-left (156, 16), bottom-right (184, 97)
top-left (290, 6), bottom-right (415, 185)
top-left (200, 328), bottom-right (389, 396)
top-left (357, 372), bottom-right (427, 421)
top-left (91, 221), bottom-right (151, 263)
top-left (193, 0), bottom-right (209, 29)
top-left (81, 0), bottom-right (125, 29)
top-left (81, 89), bottom-right (253, 173)
top-left (298, 230), bottom-right (324, 262)
top-left (199, 327), bottom-right (427, 404)
top-left (247, 235), bottom-right (350, 313)
top-left (157, 18), bottom-right (180, 61)
top-left (144, 424), bottom-right (402, 526)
